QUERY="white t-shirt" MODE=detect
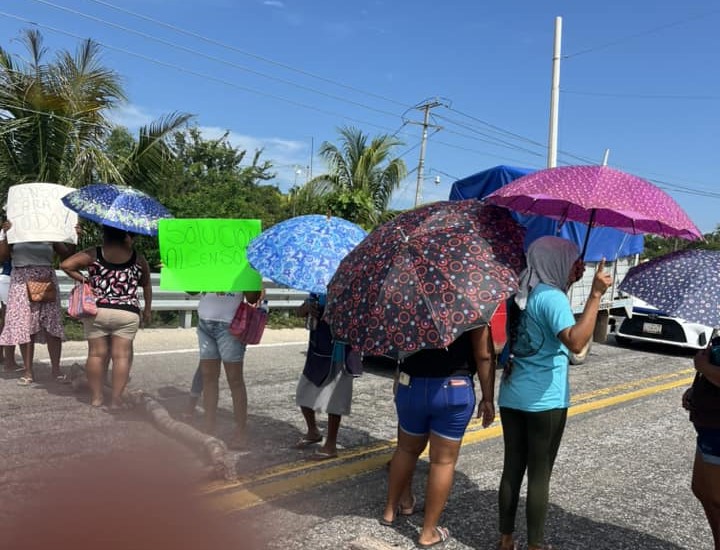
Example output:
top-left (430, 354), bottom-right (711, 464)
top-left (197, 293), bottom-right (244, 323)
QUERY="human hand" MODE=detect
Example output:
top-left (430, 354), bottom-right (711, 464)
top-left (1, 220), bottom-right (11, 232)
top-left (590, 258), bottom-right (613, 297)
top-left (682, 387), bottom-right (693, 411)
top-left (142, 310), bottom-right (152, 327)
top-left (477, 399), bottom-right (495, 428)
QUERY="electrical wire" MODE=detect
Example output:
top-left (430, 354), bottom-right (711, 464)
top-left (84, 0), bottom-right (411, 109)
top-left (562, 90), bottom-right (720, 101)
top-left (0, 10), bottom-right (404, 135)
top-left (564, 9), bottom-right (720, 59)
top-left (29, 0), bottom-right (402, 119)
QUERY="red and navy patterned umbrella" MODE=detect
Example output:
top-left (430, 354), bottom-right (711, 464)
top-left (324, 201), bottom-right (526, 356)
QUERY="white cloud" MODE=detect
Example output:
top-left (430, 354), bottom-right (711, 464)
top-left (263, 0), bottom-right (285, 7)
top-left (108, 103), bottom-right (156, 130)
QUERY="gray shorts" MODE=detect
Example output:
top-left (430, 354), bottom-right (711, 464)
top-left (197, 318), bottom-right (246, 363)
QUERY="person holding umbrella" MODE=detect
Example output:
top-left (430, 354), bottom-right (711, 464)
top-left (60, 224), bottom-right (151, 410)
top-left (245, 214), bottom-right (368, 458)
top-left (294, 292), bottom-right (361, 460)
top-left (496, 236), bottom-right (612, 550)
top-left (380, 323), bottom-right (495, 548)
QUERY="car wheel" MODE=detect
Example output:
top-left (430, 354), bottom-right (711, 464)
top-left (569, 341), bottom-right (592, 365)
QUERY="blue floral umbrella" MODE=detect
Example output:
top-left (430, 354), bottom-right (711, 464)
top-left (61, 183), bottom-right (172, 236)
top-left (247, 214), bottom-right (367, 295)
top-left (619, 249), bottom-right (720, 328)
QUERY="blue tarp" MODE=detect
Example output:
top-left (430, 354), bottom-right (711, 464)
top-left (449, 165), bottom-right (644, 261)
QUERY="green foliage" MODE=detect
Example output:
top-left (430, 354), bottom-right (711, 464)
top-left (267, 310), bottom-right (305, 329)
top-left (158, 127), bottom-right (285, 227)
top-left (0, 30), bottom-right (125, 194)
top-left (288, 126), bottom-right (407, 228)
top-left (642, 227), bottom-right (720, 261)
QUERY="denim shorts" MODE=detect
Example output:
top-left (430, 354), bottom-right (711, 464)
top-left (197, 318), bottom-right (247, 362)
top-left (395, 375), bottom-right (476, 441)
top-left (696, 426), bottom-right (720, 465)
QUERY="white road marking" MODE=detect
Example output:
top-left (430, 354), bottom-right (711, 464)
top-left (39, 340), bottom-right (307, 364)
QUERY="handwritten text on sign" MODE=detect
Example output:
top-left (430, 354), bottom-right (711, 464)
top-left (159, 219), bottom-right (262, 292)
top-left (6, 183), bottom-right (78, 244)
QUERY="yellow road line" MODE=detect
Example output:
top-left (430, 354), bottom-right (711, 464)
top-left (209, 373), bottom-right (693, 513)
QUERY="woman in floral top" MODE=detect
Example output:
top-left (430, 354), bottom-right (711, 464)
top-left (61, 225), bottom-right (151, 410)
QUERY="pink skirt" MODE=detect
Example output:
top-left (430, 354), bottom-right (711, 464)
top-left (0, 266), bottom-right (65, 345)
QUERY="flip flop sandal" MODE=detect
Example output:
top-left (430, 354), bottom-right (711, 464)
top-left (17, 376), bottom-right (34, 386)
top-left (308, 450), bottom-right (338, 461)
top-left (54, 374), bottom-right (70, 384)
top-left (417, 526), bottom-right (450, 549)
top-left (294, 435), bottom-right (323, 449)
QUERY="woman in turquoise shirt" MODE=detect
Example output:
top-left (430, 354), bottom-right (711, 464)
top-left (497, 236), bottom-right (612, 550)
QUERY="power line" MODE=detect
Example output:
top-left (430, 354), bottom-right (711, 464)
top-left (84, 0), bottom-right (411, 109)
top-left (29, 0), bottom-right (402, 119)
top-left (0, 10), bottom-right (404, 135)
top-left (564, 9), bottom-right (720, 59)
top-left (432, 114), bottom-right (547, 159)
top-left (440, 107), bottom-right (597, 165)
top-left (562, 90), bottom-right (720, 101)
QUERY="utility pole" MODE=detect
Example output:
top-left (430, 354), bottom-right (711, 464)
top-left (408, 99), bottom-right (443, 207)
top-left (547, 16), bottom-right (562, 168)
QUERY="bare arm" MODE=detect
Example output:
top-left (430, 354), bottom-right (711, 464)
top-left (0, 221), bottom-right (11, 262)
top-left (138, 254), bottom-right (152, 325)
top-left (0, 239), bottom-right (9, 263)
top-left (558, 259), bottom-right (612, 354)
top-left (695, 346), bottom-right (720, 387)
top-left (60, 248), bottom-right (96, 283)
top-left (53, 241), bottom-right (78, 261)
top-left (471, 325), bottom-right (496, 428)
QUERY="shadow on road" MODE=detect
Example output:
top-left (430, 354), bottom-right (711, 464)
top-left (261, 460), bottom-right (688, 550)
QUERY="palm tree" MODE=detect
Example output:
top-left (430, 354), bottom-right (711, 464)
top-left (0, 30), bottom-right (125, 191)
top-left (300, 126), bottom-right (407, 227)
top-left (111, 112), bottom-right (194, 196)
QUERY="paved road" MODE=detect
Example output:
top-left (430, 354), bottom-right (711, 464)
top-left (0, 328), bottom-right (711, 549)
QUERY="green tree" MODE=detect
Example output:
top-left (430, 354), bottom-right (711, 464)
top-left (159, 127), bottom-right (286, 227)
top-left (294, 126), bottom-right (407, 227)
top-left (642, 227), bottom-right (720, 261)
top-left (107, 112), bottom-right (193, 195)
top-left (0, 30), bottom-right (125, 193)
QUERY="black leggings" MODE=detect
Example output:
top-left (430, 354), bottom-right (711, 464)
top-left (498, 406), bottom-right (568, 547)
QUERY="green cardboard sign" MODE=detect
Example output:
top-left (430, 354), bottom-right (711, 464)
top-left (159, 218), bottom-right (262, 291)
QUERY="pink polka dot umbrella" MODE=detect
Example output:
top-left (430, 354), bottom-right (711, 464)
top-left (484, 165), bottom-right (702, 257)
top-left (324, 201), bottom-right (526, 356)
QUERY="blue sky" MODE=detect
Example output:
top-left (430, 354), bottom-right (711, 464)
top-left (1, 0), bottom-right (719, 232)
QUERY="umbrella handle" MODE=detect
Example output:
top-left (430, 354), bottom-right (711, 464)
top-left (580, 209), bottom-right (596, 260)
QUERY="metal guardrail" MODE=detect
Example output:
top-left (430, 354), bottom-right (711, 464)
top-left (54, 271), bottom-right (309, 328)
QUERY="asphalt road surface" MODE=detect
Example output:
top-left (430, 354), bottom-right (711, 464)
top-left (0, 328), bottom-right (711, 549)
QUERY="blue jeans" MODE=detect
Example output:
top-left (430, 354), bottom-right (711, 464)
top-left (395, 375), bottom-right (475, 441)
top-left (197, 319), bottom-right (247, 362)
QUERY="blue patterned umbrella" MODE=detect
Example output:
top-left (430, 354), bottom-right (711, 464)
top-left (247, 215), bottom-right (367, 294)
top-left (61, 183), bottom-right (172, 236)
top-left (619, 249), bottom-right (720, 328)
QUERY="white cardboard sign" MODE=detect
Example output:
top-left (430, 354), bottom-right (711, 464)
top-left (6, 183), bottom-right (78, 244)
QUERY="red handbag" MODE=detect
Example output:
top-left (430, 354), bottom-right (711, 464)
top-left (229, 301), bottom-right (268, 345)
top-left (67, 281), bottom-right (97, 319)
